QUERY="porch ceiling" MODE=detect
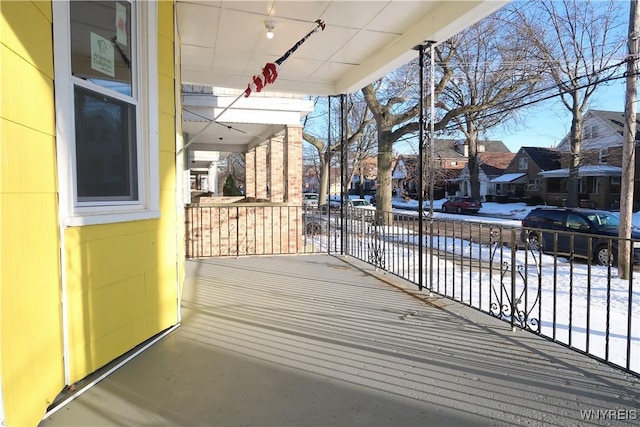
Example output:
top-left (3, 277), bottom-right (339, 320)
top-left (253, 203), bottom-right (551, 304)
top-left (176, 0), bottom-right (508, 152)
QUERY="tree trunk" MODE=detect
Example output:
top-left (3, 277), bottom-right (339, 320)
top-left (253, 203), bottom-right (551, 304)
top-left (318, 151), bottom-right (331, 207)
top-left (566, 102), bottom-right (583, 208)
top-left (376, 129), bottom-right (394, 225)
top-left (466, 123), bottom-right (480, 200)
top-left (618, 0), bottom-right (639, 279)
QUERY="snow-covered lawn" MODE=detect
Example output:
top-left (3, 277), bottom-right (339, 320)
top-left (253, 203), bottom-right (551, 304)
top-left (308, 204), bottom-right (640, 374)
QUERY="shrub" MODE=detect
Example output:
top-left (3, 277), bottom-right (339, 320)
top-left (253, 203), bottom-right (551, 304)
top-left (526, 196), bottom-right (544, 206)
top-left (223, 176), bottom-right (243, 196)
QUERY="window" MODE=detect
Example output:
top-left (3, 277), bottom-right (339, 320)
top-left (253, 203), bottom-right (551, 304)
top-left (599, 148), bottom-right (609, 164)
top-left (566, 213), bottom-right (588, 230)
top-left (592, 178), bottom-right (600, 194)
top-left (518, 157), bottom-right (528, 170)
top-left (584, 125), bottom-right (599, 139)
top-left (579, 177), bottom-right (587, 194)
top-left (544, 211), bottom-right (565, 227)
top-left (527, 179), bottom-right (539, 191)
top-left (54, 1), bottom-right (159, 225)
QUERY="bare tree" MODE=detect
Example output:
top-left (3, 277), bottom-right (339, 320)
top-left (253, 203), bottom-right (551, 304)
top-left (302, 94), bottom-right (375, 206)
top-left (514, 0), bottom-right (626, 207)
top-left (363, 23), bottom-right (539, 221)
top-left (362, 53), bottom-right (456, 222)
top-left (440, 11), bottom-right (541, 199)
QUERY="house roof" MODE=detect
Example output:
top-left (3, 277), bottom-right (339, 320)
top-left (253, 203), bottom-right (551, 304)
top-left (478, 152), bottom-right (515, 176)
top-left (392, 158), bottom-right (408, 179)
top-left (490, 173), bottom-right (527, 184)
top-left (433, 139), bottom-right (510, 159)
top-left (539, 165), bottom-right (622, 178)
top-left (589, 110), bottom-right (640, 139)
top-left (521, 146), bottom-right (562, 171)
top-left (395, 140), bottom-right (510, 166)
top-left (556, 110), bottom-right (640, 151)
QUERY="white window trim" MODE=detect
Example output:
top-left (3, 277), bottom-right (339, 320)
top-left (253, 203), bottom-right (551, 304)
top-left (518, 157), bottom-right (528, 170)
top-left (53, 1), bottom-right (159, 226)
top-left (599, 148), bottom-right (609, 164)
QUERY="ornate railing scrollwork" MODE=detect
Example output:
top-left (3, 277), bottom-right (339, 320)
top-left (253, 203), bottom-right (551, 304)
top-left (488, 226), bottom-right (541, 333)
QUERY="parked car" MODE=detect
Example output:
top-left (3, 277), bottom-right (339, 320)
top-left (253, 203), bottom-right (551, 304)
top-left (520, 207), bottom-right (640, 266)
top-left (302, 193), bottom-right (319, 207)
top-left (441, 196), bottom-right (482, 214)
top-left (348, 198), bottom-right (376, 221)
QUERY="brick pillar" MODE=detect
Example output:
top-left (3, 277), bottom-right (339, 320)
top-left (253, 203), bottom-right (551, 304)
top-left (285, 125), bottom-right (302, 205)
top-left (245, 150), bottom-right (256, 199)
top-left (270, 138), bottom-right (284, 202)
top-left (256, 144), bottom-right (268, 200)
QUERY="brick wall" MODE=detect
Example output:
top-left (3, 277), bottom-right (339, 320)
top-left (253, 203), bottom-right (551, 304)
top-left (185, 204), bottom-right (304, 257)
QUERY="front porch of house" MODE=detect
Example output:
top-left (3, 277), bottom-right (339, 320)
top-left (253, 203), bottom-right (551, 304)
top-left (40, 255), bottom-right (640, 426)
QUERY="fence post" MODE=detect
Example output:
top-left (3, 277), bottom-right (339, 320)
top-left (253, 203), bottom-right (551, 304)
top-left (511, 228), bottom-right (517, 332)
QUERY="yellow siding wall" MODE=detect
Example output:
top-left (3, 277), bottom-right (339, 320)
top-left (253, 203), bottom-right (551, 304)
top-left (1, 1), bottom-right (180, 425)
top-left (63, 1), bottom-right (179, 382)
top-left (0, 1), bottom-right (65, 426)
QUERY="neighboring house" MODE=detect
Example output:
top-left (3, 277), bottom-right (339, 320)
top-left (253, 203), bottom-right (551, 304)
top-left (350, 155), bottom-right (378, 195)
top-left (455, 152), bottom-right (515, 200)
top-left (541, 110), bottom-right (640, 209)
top-left (392, 139), bottom-right (510, 199)
top-left (303, 165), bottom-right (321, 193)
top-left (491, 147), bottom-right (562, 201)
top-left (555, 109), bottom-right (639, 151)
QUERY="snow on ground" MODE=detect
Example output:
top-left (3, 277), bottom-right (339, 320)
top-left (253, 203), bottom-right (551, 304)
top-left (314, 197), bottom-right (640, 373)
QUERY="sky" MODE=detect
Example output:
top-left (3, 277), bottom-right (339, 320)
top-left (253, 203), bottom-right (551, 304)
top-left (310, 198), bottom-right (640, 374)
top-left (486, 79), bottom-right (630, 153)
top-left (390, 78), bottom-right (631, 156)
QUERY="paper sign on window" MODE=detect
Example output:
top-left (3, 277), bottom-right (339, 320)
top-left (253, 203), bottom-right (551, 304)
top-left (116, 3), bottom-right (128, 46)
top-left (90, 32), bottom-right (115, 77)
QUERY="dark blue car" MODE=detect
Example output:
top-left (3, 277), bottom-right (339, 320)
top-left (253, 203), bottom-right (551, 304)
top-left (520, 207), bottom-right (640, 265)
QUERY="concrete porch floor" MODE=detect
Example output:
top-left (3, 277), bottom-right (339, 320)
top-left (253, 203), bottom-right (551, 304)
top-left (40, 254), bottom-right (640, 426)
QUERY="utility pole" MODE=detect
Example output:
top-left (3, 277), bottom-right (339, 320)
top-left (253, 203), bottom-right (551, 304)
top-left (618, 0), bottom-right (638, 279)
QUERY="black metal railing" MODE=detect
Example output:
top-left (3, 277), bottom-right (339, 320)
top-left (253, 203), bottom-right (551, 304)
top-left (340, 207), bottom-right (639, 377)
top-left (185, 203), bottom-right (639, 376)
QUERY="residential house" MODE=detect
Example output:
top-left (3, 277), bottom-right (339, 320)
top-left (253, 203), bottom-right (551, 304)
top-left (350, 155), bottom-right (378, 195)
top-left (392, 139), bottom-right (510, 199)
top-left (455, 152), bottom-right (515, 200)
top-left (303, 165), bottom-right (321, 193)
top-left (491, 147), bottom-right (562, 201)
top-left (540, 110), bottom-right (640, 209)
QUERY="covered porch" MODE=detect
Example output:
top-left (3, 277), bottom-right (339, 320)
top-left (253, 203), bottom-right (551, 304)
top-left (41, 255), bottom-right (640, 426)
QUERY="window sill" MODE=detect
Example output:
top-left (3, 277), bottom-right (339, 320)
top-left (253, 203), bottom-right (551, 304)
top-left (64, 210), bottom-right (161, 227)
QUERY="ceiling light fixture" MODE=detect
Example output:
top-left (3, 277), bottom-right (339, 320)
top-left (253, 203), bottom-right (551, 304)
top-left (265, 19), bottom-right (275, 39)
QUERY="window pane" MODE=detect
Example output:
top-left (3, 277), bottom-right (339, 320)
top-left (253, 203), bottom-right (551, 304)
top-left (71, 1), bottom-right (133, 96)
top-left (74, 87), bottom-right (138, 201)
